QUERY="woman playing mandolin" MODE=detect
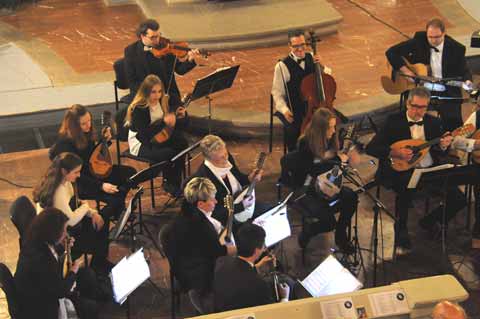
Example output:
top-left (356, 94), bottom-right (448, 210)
top-left (125, 74), bottom-right (189, 195)
top-left (49, 104), bottom-right (136, 221)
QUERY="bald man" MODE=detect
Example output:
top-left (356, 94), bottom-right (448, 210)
top-left (432, 301), bottom-right (466, 319)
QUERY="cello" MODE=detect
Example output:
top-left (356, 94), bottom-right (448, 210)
top-left (300, 30), bottom-right (338, 132)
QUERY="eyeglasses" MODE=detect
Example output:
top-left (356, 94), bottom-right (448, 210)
top-left (144, 34), bottom-right (160, 40)
top-left (409, 103), bottom-right (428, 109)
top-left (290, 43), bottom-right (306, 49)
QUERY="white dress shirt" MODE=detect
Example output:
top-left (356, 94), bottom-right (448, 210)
top-left (430, 41), bottom-right (444, 79)
top-left (271, 52), bottom-right (331, 115)
top-left (407, 113), bottom-right (433, 168)
top-left (452, 111), bottom-right (477, 152)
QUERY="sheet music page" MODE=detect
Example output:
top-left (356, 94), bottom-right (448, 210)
top-left (301, 255), bottom-right (362, 297)
top-left (319, 297), bottom-right (357, 319)
top-left (110, 248), bottom-right (151, 304)
top-left (368, 289), bottom-right (410, 317)
top-left (253, 205), bottom-right (291, 247)
top-left (407, 164), bottom-right (454, 189)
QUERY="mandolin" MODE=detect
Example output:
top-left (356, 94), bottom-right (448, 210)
top-left (471, 130), bottom-right (480, 164)
top-left (219, 194), bottom-right (234, 245)
top-left (89, 111), bottom-right (114, 179)
top-left (152, 94), bottom-right (192, 145)
top-left (233, 152), bottom-right (267, 223)
top-left (390, 123), bottom-right (474, 172)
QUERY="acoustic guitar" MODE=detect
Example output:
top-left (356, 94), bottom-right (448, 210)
top-left (89, 111), bottom-right (114, 179)
top-left (233, 151), bottom-right (267, 223)
top-left (390, 123), bottom-right (474, 172)
top-left (152, 94), bottom-right (192, 145)
top-left (219, 194), bottom-right (234, 245)
top-left (381, 57), bottom-right (476, 95)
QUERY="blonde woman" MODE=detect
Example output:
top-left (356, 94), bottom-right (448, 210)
top-left (125, 74), bottom-right (189, 195)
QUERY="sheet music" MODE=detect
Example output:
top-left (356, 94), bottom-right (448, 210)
top-left (300, 255), bottom-right (362, 297)
top-left (319, 297), bottom-right (357, 319)
top-left (368, 289), bottom-right (410, 317)
top-left (253, 205), bottom-right (291, 247)
top-left (110, 248), bottom-right (150, 304)
top-left (407, 164), bottom-right (454, 189)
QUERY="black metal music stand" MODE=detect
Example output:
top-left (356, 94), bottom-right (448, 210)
top-left (189, 65), bottom-right (240, 132)
top-left (109, 186), bottom-right (165, 319)
top-left (341, 167), bottom-right (397, 287)
top-left (413, 164), bottom-right (477, 256)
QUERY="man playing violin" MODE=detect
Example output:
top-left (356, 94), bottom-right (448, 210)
top-left (366, 87), bottom-right (466, 254)
top-left (271, 29), bottom-right (332, 151)
top-left (124, 19), bottom-right (200, 107)
top-left (386, 18), bottom-right (472, 132)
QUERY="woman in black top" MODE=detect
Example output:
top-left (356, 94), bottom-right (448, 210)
top-left (281, 108), bottom-right (359, 252)
top-left (14, 208), bottom-right (98, 319)
top-left (125, 74), bottom-right (189, 194)
top-left (49, 104), bottom-right (136, 221)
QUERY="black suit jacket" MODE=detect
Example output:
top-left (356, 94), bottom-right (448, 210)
top-left (386, 31), bottom-right (471, 84)
top-left (167, 202), bottom-right (227, 292)
top-left (14, 242), bottom-right (77, 319)
top-left (366, 112), bottom-right (447, 187)
top-left (124, 40), bottom-right (196, 106)
top-left (188, 155), bottom-right (250, 226)
top-left (214, 256), bottom-right (274, 312)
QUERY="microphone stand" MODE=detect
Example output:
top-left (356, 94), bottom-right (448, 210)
top-left (338, 164), bottom-right (397, 287)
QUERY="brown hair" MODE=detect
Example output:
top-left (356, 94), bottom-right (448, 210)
top-left (24, 208), bottom-right (69, 247)
top-left (124, 74), bottom-right (169, 126)
top-left (58, 104), bottom-right (97, 150)
top-left (302, 108), bottom-right (338, 159)
top-left (33, 152), bottom-right (83, 209)
top-left (426, 18), bottom-right (445, 33)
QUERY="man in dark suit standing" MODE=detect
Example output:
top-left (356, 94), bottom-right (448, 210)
top-left (124, 19), bottom-right (199, 107)
top-left (386, 18), bottom-right (472, 132)
top-left (214, 223), bottom-right (289, 312)
top-left (366, 87), bottom-right (465, 254)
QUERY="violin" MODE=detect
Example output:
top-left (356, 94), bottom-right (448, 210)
top-left (300, 30), bottom-right (337, 133)
top-left (150, 36), bottom-right (210, 59)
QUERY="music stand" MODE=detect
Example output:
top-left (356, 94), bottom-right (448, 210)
top-left (414, 164), bottom-right (477, 255)
top-left (189, 65), bottom-right (240, 132)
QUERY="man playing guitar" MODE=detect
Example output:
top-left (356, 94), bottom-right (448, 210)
top-left (367, 87), bottom-right (466, 254)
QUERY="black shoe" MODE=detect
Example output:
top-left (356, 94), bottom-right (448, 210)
top-left (395, 230), bottom-right (412, 250)
top-left (334, 230), bottom-right (355, 254)
top-left (419, 217), bottom-right (442, 240)
top-left (298, 231), bottom-right (309, 249)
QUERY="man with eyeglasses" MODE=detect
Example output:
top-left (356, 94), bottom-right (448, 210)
top-left (366, 87), bottom-right (466, 254)
top-left (124, 19), bottom-right (199, 107)
top-left (386, 18), bottom-right (472, 132)
top-left (271, 29), bottom-right (332, 151)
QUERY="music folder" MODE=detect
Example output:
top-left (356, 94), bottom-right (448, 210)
top-left (407, 164), bottom-right (454, 189)
top-left (300, 255), bottom-right (362, 298)
top-left (110, 248), bottom-right (150, 304)
top-left (253, 193), bottom-right (293, 247)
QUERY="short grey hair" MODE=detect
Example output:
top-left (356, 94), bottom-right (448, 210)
top-left (407, 86), bottom-right (431, 103)
top-left (200, 135), bottom-right (226, 160)
top-left (184, 177), bottom-right (217, 204)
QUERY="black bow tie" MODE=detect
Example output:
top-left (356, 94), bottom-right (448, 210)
top-left (408, 121), bottom-right (424, 127)
top-left (297, 58), bottom-right (305, 64)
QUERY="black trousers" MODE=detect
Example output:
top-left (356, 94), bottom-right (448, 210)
top-left (79, 164), bottom-right (136, 220)
top-left (297, 187), bottom-right (357, 241)
top-left (138, 130), bottom-right (189, 188)
top-left (389, 168), bottom-right (466, 232)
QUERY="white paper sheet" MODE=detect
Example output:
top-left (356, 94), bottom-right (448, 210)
top-left (253, 204), bottom-right (291, 247)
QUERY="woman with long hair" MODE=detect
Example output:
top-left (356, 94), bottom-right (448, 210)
top-left (125, 74), bottom-right (189, 195)
top-left (280, 108), bottom-right (359, 252)
top-left (14, 208), bottom-right (98, 319)
top-left (33, 152), bottom-right (110, 273)
top-left (49, 103), bottom-right (136, 221)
